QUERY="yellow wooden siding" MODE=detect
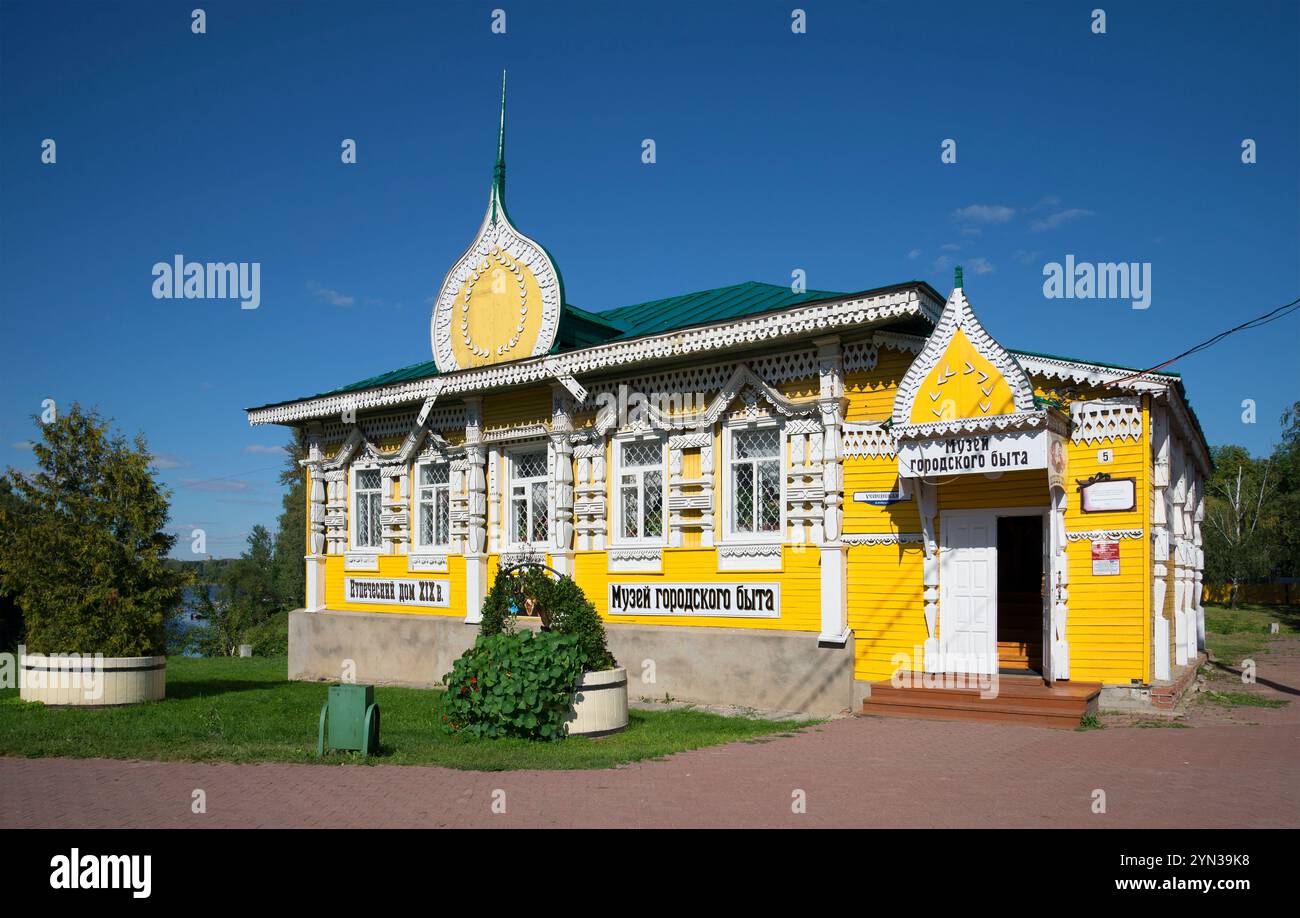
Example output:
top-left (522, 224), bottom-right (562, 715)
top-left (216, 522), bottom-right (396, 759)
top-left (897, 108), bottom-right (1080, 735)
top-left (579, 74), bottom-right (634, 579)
top-left (576, 545), bottom-right (821, 632)
top-left (848, 542), bottom-right (926, 681)
top-left (484, 387), bottom-right (551, 434)
top-left (1060, 397), bottom-right (1150, 685)
top-left (844, 349), bottom-right (912, 422)
top-left (325, 554), bottom-right (467, 618)
top-left (843, 455), bottom-right (920, 532)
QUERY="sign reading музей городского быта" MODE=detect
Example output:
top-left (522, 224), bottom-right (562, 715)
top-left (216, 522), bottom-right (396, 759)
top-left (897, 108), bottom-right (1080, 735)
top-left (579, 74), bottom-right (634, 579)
top-left (897, 430), bottom-right (1057, 478)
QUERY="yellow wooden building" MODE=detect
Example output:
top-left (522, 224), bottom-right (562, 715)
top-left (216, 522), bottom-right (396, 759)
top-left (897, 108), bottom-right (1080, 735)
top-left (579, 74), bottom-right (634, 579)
top-left (247, 93), bottom-right (1210, 717)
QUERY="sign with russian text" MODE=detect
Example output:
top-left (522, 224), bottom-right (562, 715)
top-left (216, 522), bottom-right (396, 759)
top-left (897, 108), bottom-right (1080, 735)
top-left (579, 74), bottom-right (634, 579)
top-left (852, 489), bottom-right (911, 506)
top-left (1091, 540), bottom-right (1120, 576)
top-left (898, 430), bottom-right (1047, 478)
top-left (345, 577), bottom-right (450, 607)
top-left (608, 582), bottom-right (780, 618)
top-left (1078, 475), bottom-right (1136, 513)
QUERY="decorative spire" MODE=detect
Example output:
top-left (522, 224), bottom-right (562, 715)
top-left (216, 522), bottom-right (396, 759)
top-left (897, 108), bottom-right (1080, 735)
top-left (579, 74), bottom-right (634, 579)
top-left (954, 265), bottom-right (964, 289)
top-left (492, 70), bottom-right (507, 223)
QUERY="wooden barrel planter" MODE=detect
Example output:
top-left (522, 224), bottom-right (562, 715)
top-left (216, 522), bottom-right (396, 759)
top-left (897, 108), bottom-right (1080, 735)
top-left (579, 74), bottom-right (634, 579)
top-left (19, 654), bottom-right (166, 706)
top-left (566, 666), bottom-right (628, 737)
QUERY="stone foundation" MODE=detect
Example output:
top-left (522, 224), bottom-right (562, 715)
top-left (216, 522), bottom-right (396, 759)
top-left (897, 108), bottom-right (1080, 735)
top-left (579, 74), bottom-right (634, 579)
top-left (288, 608), bottom-right (856, 718)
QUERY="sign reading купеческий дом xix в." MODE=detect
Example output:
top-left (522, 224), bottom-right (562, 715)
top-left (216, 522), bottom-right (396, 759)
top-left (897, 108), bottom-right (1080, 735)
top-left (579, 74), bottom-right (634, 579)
top-left (345, 577), bottom-right (450, 607)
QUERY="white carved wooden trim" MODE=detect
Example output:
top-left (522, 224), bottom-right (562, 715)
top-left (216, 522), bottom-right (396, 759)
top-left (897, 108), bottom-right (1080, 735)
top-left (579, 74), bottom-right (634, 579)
top-left (716, 543), bottom-right (782, 571)
top-left (608, 546), bottom-right (663, 573)
top-left (408, 553), bottom-right (449, 573)
top-left (1070, 396), bottom-right (1143, 445)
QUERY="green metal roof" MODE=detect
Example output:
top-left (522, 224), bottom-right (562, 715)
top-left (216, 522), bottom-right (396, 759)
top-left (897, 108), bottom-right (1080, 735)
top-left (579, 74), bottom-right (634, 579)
top-left (599, 280), bottom-right (844, 339)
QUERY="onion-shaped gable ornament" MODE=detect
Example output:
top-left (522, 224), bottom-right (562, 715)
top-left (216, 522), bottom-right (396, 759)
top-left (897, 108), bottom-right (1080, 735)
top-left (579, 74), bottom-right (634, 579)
top-left (430, 73), bottom-right (564, 372)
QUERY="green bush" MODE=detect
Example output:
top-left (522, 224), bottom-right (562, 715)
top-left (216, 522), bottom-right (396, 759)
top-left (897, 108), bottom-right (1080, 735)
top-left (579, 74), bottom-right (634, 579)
top-left (479, 565), bottom-right (615, 671)
top-left (243, 608), bottom-right (289, 656)
top-left (441, 630), bottom-right (585, 740)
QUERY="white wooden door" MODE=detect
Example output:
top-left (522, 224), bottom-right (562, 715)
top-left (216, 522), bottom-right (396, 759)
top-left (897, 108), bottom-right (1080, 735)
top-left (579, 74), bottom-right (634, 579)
top-left (939, 512), bottom-right (998, 675)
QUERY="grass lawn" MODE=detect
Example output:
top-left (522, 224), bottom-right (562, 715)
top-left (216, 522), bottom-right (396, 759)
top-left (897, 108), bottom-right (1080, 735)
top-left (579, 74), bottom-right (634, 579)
top-left (1202, 602), bottom-right (1298, 663)
top-left (0, 656), bottom-right (816, 770)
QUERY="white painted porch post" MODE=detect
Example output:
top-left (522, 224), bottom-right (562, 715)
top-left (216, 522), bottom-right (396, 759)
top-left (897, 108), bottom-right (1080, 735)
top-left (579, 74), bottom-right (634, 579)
top-left (304, 422), bottom-right (327, 613)
top-left (462, 396), bottom-right (487, 624)
top-left (815, 336), bottom-right (850, 645)
top-left (1171, 443), bottom-right (1189, 666)
top-left (1194, 489), bottom-right (1206, 652)
top-left (1151, 402), bottom-right (1172, 681)
top-left (916, 480), bottom-right (941, 673)
top-left (550, 383), bottom-right (576, 577)
top-left (1050, 485), bottom-right (1070, 680)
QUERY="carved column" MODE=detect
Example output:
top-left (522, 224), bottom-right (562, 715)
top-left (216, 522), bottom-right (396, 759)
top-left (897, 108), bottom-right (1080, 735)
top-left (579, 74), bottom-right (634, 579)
top-left (916, 479), bottom-right (941, 673)
top-left (550, 385), bottom-right (576, 577)
top-left (1049, 485), bottom-right (1070, 680)
top-left (486, 446), bottom-right (501, 553)
top-left (462, 396), bottom-right (487, 623)
top-left (1194, 485), bottom-right (1206, 653)
top-left (700, 432), bottom-right (715, 547)
top-left (1151, 400), bottom-right (1172, 681)
top-left (815, 335), bottom-right (849, 645)
top-left (305, 422), bottom-right (327, 612)
top-left (1170, 442), bottom-right (1189, 666)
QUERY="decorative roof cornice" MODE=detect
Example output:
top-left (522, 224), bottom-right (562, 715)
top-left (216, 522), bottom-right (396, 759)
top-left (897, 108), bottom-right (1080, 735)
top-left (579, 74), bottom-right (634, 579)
top-left (891, 408), bottom-right (1069, 441)
top-left (248, 284), bottom-right (941, 427)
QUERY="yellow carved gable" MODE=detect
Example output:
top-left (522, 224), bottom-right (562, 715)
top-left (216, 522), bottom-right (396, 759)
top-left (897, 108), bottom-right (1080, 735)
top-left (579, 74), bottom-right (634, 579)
top-left (908, 327), bottom-right (1017, 423)
top-left (449, 247), bottom-right (547, 369)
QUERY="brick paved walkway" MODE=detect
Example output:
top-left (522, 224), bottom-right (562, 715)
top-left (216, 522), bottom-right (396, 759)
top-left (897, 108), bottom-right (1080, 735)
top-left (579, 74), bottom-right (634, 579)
top-left (4, 642), bottom-right (1297, 829)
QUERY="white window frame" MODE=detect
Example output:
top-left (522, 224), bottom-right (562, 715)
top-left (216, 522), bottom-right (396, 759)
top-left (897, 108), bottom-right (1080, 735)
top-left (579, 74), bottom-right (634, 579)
top-left (350, 463), bottom-right (385, 550)
top-left (414, 457), bottom-right (452, 551)
top-left (721, 419), bottom-right (786, 544)
top-left (506, 444), bottom-right (551, 550)
top-left (611, 432), bottom-right (668, 547)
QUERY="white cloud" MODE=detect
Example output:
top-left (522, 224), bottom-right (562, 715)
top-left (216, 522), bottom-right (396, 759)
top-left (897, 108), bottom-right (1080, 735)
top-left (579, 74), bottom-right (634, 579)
top-left (1030, 208), bottom-right (1095, 232)
top-left (10, 441), bottom-right (33, 450)
top-left (180, 478), bottom-right (256, 494)
top-left (966, 257), bottom-right (995, 275)
top-left (953, 204), bottom-right (1015, 225)
top-left (307, 281), bottom-right (355, 307)
top-left (907, 248), bottom-right (922, 260)
top-left (152, 453), bottom-right (189, 470)
top-left (244, 444), bottom-right (285, 455)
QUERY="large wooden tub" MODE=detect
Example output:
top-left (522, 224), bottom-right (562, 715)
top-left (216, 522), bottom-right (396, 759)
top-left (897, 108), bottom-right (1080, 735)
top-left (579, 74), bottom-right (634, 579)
top-left (566, 666), bottom-right (628, 737)
top-left (19, 654), bottom-right (166, 706)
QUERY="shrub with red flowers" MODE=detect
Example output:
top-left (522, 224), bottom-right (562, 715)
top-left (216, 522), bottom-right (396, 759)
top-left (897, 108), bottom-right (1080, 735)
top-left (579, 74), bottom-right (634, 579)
top-left (439, 630), bottom-right (585, 740)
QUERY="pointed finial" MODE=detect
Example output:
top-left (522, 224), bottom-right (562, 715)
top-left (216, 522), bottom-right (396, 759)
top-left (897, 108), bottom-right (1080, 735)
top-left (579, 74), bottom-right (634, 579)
top-left (492, 70), bottom-right (507, 221)
top-left (954, 265), bottom-right (964, 289)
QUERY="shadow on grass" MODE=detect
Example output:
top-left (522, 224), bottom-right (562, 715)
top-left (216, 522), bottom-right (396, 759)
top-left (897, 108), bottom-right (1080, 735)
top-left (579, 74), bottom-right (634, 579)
top-left (166, 679), bottom-right (299, 700)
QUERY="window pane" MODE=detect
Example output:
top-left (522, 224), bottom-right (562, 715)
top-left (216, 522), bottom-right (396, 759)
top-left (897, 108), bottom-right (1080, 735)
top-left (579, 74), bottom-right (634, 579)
top-left (420, 463), bottom-right (448, 486)
top-left (622, 440), bottom-right (660, 468)
top-left (512, 497), bottom-right (528, 543)
top-left (436, 490), bottom-right (450, 545)
top-left (622, 484), bottom-right (640, 539)
top-left (734, 463), bottom-right (754, 532)
top-left (531, 481), bottom-right (548, 542)
top-left (512, 450), bottom-right (546, 480)
top-left (758, 460), bottom-right (781, 532)
top-left (420, 501), bottom-right (434, 545)
top-left (734, 428), bottom-right (779, 460)
top-left (644, 470), bottom-right (663, 538)
top-left (357, 469), bottom-right (381, 491)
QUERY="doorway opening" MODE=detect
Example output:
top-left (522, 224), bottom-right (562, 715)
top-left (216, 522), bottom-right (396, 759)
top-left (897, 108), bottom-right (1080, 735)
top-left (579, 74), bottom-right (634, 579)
top-left (996, 515), bottom-right (1044, 675)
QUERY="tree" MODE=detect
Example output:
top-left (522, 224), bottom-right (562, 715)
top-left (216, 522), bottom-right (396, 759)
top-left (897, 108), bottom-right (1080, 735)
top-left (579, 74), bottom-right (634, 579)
top-left (0, 404), bottom-right (189, 655)
top-left (1203, 445), bottom-right (1274, 608)
top-left (270, 431), bottom-right (307, 609)
top-left (190, 525), bottom-right (281, 656)
top-left (1270, 401), bottom-right (1300, 583)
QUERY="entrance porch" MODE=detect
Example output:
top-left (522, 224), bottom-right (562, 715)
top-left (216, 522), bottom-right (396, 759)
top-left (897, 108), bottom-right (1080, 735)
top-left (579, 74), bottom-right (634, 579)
top-left (860, 673), bottom-right (1101, 728)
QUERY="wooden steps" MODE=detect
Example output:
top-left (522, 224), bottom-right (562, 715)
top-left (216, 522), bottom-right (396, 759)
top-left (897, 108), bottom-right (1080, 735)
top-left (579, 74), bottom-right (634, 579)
top-left (860, 674), bottom-right (1102, 729)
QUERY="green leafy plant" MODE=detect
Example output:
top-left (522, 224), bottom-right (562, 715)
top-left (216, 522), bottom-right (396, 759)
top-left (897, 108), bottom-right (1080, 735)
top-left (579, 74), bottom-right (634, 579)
top-left (0, 404), bottom-right (190, 657)
top-left (440, 630), bottom-right (586, 740)
top-left (480, 564), bottom-right (615, 671)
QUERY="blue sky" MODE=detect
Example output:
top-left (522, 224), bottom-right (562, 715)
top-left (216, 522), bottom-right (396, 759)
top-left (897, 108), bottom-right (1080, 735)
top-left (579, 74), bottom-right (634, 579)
top-left (2, 0), bottom-right (1297, 558)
